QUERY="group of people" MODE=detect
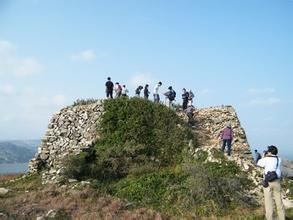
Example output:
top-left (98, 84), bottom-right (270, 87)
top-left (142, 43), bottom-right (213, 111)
top-left (105, 77), bottom-right (195, 109)
top-left (106, 76), bottom-right (285, 220)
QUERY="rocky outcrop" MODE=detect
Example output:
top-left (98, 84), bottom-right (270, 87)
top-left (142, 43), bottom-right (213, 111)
top-left (28, 101), bottom-right (103, 184)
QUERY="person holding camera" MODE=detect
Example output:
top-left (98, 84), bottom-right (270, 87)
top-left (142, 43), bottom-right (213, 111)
top-left (257, 145), bottom-right (285, 220)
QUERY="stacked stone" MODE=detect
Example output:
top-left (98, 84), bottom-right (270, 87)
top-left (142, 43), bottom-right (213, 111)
top-left (28, 101), bottom-right (104, 184)
top-left (191, 106), bottom-right (262, 195)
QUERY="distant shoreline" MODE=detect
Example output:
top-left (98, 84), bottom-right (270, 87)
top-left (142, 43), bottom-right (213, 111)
top-left (0, 162), bottom-right (28, 175)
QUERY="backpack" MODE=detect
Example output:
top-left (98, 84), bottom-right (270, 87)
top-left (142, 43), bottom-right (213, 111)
top-left (168, 90), bottom-right (176, 101)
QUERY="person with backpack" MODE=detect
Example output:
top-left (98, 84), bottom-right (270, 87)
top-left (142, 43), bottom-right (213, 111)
top-left (220, 122), bottom-right (233, 156)
top-left (114, 82), bottom-right (122, 98)
top-left (144, 84), bottom-right (150, 99)
top-left (164, 86), bottom-right (176, 108)
top-left (105, 77), bottom-right (114, 99)
top-left (153, 81), bottom-right (162, 103)
top-left (188, 89), bottom-right (194, 106)
top-left (135, 86), bottom-right (143, 97)
top-left (253, 149), bottom-right (262, 164)
top-left (121, 85), bottom-right (129, 97)
top-left (182, 88), bottom-right (189, 110)
top-left (257, 145), bottom-right (285, 220)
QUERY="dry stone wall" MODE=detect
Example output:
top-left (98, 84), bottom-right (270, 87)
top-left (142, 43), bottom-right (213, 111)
top-left (28, 101), bottom-right (104, 184)
top-left (29, 101), bottom-right (260, 186)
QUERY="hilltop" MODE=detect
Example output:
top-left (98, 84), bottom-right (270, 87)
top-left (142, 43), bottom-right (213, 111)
top-left (1, 98), bottom-right (292, 219)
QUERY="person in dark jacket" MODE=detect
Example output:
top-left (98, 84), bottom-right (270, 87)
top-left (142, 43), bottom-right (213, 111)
top-left (182, 88), bottom-right (189, 110)
top-left (220, 123), bottom-right (233, 156)
top-left (144, 84), bottom-right (150, 99)
top-left (135, 86), bottom-right (143, 97)
top-left (105, 77), bottom-right (114, 99)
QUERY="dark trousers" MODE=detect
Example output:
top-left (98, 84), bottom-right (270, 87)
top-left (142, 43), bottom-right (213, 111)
top-left (221, 139), bottom-right (232, 156)
top-left (106, 90), bottom-right (113, 99)
top-left (183, 100), bottom-right (188, 110)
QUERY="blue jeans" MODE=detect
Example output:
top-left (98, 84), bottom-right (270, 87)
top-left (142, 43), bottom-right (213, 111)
top-left (221, 139), bottom-right (232, 156)
top-left (154, 94), bottom-right (160, 103)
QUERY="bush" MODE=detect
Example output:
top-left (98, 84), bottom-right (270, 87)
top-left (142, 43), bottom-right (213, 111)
top-left (65, 97), bottom-right (196, 181)
top-left (65, 97), bottom-right (255, 217)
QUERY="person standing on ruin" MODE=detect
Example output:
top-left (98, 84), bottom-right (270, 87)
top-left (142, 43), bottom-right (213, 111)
top-left (188, 89), bottom-right (194, 106)
top-left (257, 145), bottom-right (285, 220)
top-left (121, 85), bottom-right (129, 97)
top-left (220, 122), bottom-right (233, 156)
top-left (254, 149), bottom-right (262, 164)
top-left (105, 77), bottom-right (114, 99)
top-left (153, 81), bottom-right (162, 103)
top-left (135, 85), bottom-right (144, 97)
top-left (114, 82), bottom-right (122, 98)
top-left (182, 88), bottom-right (189, 110)
top-left (164, 86), bottom-right (176, 108)
top-left (144, 84), bottom-right (150, 99)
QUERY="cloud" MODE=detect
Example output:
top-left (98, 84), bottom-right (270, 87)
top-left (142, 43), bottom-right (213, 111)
top-left (249, 97), bottom-right (281, 105)
top-left (0, 40), bottom-right (42, 77)
top-left (247, 88), bottom-right (276, 95)
top-left (130, 72), bottom-right (154, 87)
top-left (71, 49), bottom-right (96, 61)
top-left (0, 84), bottom-right (15, 95)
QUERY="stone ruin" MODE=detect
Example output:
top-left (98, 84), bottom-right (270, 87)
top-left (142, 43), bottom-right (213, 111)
top-left (29, 101), bottom-right (260, 187)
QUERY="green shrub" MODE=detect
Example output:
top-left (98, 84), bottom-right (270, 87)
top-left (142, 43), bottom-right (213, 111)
top-left (65, 97), bottom-right (195, 181)
top-left (65, 98), bottom-right (255, 217)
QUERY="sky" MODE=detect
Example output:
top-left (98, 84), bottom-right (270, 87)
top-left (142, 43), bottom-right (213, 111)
top-left (0, 0), bottom-right (292, 159)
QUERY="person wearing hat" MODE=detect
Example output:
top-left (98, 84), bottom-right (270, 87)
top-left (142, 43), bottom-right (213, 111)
top-left (220, 122), bottom-right (233, 156)
top-left (257, 145), bottom-right (285, 220)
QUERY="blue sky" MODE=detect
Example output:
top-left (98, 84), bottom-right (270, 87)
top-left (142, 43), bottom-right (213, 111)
top-left (0, 0), bottom-right (292, 159)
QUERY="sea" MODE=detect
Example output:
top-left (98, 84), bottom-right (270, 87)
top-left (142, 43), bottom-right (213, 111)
top-left (0, 163), bottom-right (28, 175)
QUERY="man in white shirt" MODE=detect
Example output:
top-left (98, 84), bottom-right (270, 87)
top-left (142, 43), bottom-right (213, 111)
top-left (153, 81), bottom-right (162, 103)
top-left (257, 145), bottom-right (285, 220)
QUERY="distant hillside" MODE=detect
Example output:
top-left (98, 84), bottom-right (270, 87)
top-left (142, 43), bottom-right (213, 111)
top-left (283, 158), bottom-right (293, 178)
top-left (0, 140), bottom-right (39, 164)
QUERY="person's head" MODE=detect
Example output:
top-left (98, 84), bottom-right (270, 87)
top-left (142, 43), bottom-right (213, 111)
top-left (107, 77), bottom-right (111, 80)
top-left (168, 86), bottom-right (172, 90)
top-left (254, 149), bottom-right (258, 153)
top-left (226, 122), bottom-right (231, 128)
top-left (183, 88), bottom-right (186, 92)
top-left (115, 82), bottom-right (119, 85)
top-left (123, 85), bottom-right (126, 88)
top-left (145, 84), bottom-right (149, 88)
top-left (267, 145), bottom-right (278, 155)
top-left (158, 81), bottom-right (162, 86)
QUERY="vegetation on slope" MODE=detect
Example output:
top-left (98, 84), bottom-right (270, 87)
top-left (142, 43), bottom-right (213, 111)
top-left (64, 98), bottom-right (258, 217)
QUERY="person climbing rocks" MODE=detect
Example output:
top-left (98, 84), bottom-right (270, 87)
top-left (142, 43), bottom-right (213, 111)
top-left (121, 85), bottom-right (129, 97)
top-left (182, 88), bottom-right (189, 110)
top-left (220, 122), bottom-right (233, 156)
top-left (257, 145), bottom-right (285, 220)
top-left (164, 86), bottom-right (176, 108)
top-left (135, 85), bottom-right (144, 97)
top-left (185, 105), bottom-right (195, 127)
top-left (144, 84), bottom-right (150, 99)
top-left (114, 82), bottom-right (122, 98)
top-left (105, 77), bottom-right (114, 99)
top-left (153, 81), bottom-right (162, 103)
top-left (253, 149), bottom-right (262, 164)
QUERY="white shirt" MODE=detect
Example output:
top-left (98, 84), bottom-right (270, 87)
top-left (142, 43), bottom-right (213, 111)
top-left (154, 84), bottom-right (160, 95)
top-left (257, 156), bottom-right (282, 178)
